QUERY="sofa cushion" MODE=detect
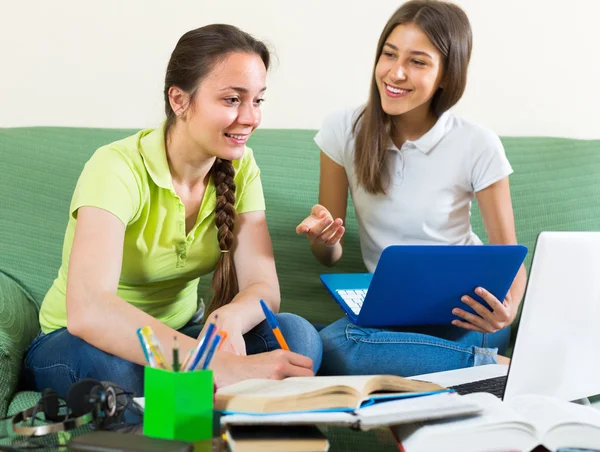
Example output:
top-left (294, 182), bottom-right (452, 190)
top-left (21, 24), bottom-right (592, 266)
top-left (0, 127), bottom-right (134, 308)
top-left (0, 272), bottom-right (39, 417)
top-left (6, 391), bottom-right (40, 416)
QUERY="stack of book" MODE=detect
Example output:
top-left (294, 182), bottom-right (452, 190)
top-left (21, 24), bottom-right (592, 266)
top-left (216, 374), bottom-right (483, 451)
top-left (217, 375), bottom-right (600, 451)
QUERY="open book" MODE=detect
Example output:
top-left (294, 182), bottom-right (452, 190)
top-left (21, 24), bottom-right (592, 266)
top-left (215, 375), bottom-right (445, 414)
top-left (393, 392), bottom-right (600, 452)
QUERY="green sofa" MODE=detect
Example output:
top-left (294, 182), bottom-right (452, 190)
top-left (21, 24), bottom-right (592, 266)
top-left (1, 127), bottom-right (599, 424)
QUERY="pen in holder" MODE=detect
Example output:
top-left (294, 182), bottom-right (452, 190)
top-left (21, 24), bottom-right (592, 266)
top-left (143, 366), bottom-right (214, 442)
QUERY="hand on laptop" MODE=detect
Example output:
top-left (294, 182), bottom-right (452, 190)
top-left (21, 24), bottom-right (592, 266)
top-left (296, 204), bottom-right (345, 246)
top-left (451, 286), bottom-right (517, 334)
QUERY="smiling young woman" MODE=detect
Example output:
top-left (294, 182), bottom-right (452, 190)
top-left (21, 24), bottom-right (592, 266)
top-left (297, 0), bottom-right (525, 376)
top-left (21, 24), bottom-right (322, 401)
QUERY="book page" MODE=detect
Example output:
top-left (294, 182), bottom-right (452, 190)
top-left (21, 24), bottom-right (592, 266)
top-left (509, 394), bottom-right (600, 436)
top-left (216, 375), bottom-right (442, 399)
top-left (419, 392), bottom-right (536, 432)
top-left (216, 376), bottom-right (371, 399)
top-left (363, 375), bottom-right (444, 396)
top-left (284, 375), bottom-right (441, 397)
top-left (393, 393), bottom-right (539, 452)
top-left (394, 392), bottom-right (536, 435)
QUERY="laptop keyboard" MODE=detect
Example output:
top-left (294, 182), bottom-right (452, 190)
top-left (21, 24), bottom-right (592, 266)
top-left (336, 289), bottom-right (367, 314)
top-left (449, 375), bottom-right (507, 398)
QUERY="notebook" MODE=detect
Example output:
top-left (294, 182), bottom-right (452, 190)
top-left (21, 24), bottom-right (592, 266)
top-left (320, 244), bottom-right (527, 326)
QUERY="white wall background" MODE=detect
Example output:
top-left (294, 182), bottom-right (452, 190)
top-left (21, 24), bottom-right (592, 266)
top-left (1, 0), bottom-right (598, 138)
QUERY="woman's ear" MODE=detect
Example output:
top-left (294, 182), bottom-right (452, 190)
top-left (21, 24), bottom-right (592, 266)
top-left (437, 75), bottom-right (446, 90)
top-left (168, 86), bottom-right (190, 119)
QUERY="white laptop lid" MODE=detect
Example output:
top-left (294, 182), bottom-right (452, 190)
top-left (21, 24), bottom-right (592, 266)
top-left (503, 231), bottom-right (600, 401)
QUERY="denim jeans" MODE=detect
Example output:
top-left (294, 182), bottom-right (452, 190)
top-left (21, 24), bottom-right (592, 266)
top-left (319, 317), bottom-right (510, 376)
top-left (21, 313), bottom-right (322, 399)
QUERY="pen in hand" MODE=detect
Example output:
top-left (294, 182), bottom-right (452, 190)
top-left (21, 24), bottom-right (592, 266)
top-left (260, 299), bottom-right (290, 351)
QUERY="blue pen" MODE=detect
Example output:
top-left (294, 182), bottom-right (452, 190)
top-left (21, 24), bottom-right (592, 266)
top-left (201, 334), bottom-right (222, 370)
top-left (260, 299), bottom-right (290, 351)
top-left (188, 322), bottom-right (217, 371)
top-left (136, 328), bottom-right (151, 365)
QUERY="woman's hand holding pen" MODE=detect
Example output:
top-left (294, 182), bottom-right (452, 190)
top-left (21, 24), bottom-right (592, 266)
top-left (451, 286), bottom-right (517, 334)
top-left (296, 204), bottom-right (345, 246)
top-left (201, 306), bottom-right (247, 356)
top-left (211, 349), bottom-right (314, 388)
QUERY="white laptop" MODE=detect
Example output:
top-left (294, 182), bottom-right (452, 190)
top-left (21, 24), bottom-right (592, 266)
top-left (410, 231), bottom-right (600, 402)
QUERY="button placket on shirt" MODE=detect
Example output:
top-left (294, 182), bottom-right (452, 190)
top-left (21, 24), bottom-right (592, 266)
top-left (392, 147), bottom-right (407, 186)
top-left (393, 142), bottom-right (417, 185)
top-left (176, 201), bottom-right (188, 268)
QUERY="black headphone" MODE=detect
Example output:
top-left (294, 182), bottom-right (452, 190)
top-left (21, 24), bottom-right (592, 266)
top-left (11, 379), bottom-right (131, 436)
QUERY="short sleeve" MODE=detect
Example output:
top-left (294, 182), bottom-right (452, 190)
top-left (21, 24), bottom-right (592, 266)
top-left (314, 108), bottom-right (354, 167)
top-left (234, 147), bottom-right (266, 214)
top-left (471, 132), bottom-right (514, 192)
top-left (70, 147), bottom-right (141, 225)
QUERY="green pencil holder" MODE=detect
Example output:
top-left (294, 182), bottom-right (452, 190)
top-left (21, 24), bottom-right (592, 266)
top-left (143, 366), bottom-right (214, 442)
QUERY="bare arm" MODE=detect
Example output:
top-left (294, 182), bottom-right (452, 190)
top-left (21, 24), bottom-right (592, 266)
top-left (297, 152), bottom-right (349, 267)
top-left (452, 177), bottom-right (528, 333)
top-left (477, 177), bottom-right (527, 310)
top-left (66, 206), bottom-right (198, 366)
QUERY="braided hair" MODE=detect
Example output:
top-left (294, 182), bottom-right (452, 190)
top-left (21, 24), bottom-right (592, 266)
top-left (206, 158), bottom-right (239, 316)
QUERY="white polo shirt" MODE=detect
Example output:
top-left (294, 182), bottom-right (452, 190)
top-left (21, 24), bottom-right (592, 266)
top-left (314, 107), bottom-right (513, 272)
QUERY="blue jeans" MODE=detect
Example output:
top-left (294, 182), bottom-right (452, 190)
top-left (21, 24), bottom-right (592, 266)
top-left (21, 313), bottom-right (322, 399)
top-left (319, 317), bottom-right (510, 376)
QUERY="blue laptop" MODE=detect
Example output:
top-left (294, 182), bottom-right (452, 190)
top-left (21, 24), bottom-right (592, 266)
top-left (320, 244), bottom-right (528, 327)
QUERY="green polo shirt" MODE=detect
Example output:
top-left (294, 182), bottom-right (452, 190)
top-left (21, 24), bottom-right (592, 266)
top-left (39, 125), bottom-right (265, 334)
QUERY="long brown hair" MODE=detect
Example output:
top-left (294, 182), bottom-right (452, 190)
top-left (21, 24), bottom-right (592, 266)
top-left (353, 0), bottom-right (472, 194)
top-left (163, 24), bottom-right (270, 317)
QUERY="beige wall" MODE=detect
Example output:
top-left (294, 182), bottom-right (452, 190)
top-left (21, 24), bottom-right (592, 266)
top-left (1, 0), bottom-right (598, 138)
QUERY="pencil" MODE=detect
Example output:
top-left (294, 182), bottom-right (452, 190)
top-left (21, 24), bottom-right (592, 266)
top-left (180, 348), bottom-right (194, 371)
top-left (172, 336), bottom-right (180, 372)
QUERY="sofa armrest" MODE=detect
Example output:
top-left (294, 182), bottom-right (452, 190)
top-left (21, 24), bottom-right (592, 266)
top-left (0, 271), bottom-right (39, 417)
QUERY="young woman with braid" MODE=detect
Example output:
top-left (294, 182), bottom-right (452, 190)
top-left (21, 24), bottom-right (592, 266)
top-left (297, 0), bottom-right (526, 376)
top-left (22, 24), bottom-right (321, 399)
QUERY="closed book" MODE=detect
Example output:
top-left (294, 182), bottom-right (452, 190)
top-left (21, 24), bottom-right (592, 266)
top-left (224, 425), bottom-right (329, 452)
